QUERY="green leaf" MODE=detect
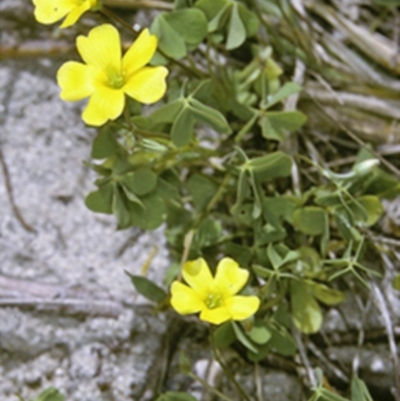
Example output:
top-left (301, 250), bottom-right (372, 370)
top-left (293, 206), bottom-right (328, 236)
top-left (371, 0), bottom-right (400, 5)
top-left (247, 322), bottom-right (271, 344)
top-left (187, 173), bottom-right (218, 211)
top-left (351, 376), bottom-right (373, 401)
top-left (189, 98), bottom-right (232, 133)
top-left (150, 99), bottom-right (184, 125)
top-left (237, 2), bottom-right (259, 37)
top-left (231, 321), bottom-right (258, 353)
top-left (195, 0), bottom-right (228, 19)
top-left (33, 388), bottom-right (64, 401)
top-left (225, 242), bottom-right (252, 267)
top-left (355, 196), bottom-right (383, 226)
top-left (162, 392), bottom-right (198, 401)
top-left (195, 0), bottom-right (230, 31)
top-left (179, 351), bottom-right (192, 374)
top-left (262, 111), bottom-right (307, 139)
top-left (171, 107), bottom-right (196, 147)
top-left (164, 9), bottom-right (208, 45)
top-left (264, 82), bottom-right (302, 109)
top-left (151, 15), bottom-right (187, 59)
top-left (213, 321), bottom-right (236, 347)
top-left (308, 281), bottom-right (346, 305)
top-left (121, 168), bottom-right (158, 196)
top-left (363, 169), bottom-right (400, 199)
top-left (91, 127), bottom-right (119, 159)
top-left (291, 281), bottom-right (323, 334)
top-left (267, 323), bottom-right (297, 356)
top-left (333, 196), bottom-right (383, 228)
top-left (113, 185), bottom-right (132, 229)
top-left (267, 243), bottom-right (283, 270)
top-left (259, 115), bottom-right (283, 141)
top-left (392, 273), bottom-right (400, 291)
top-left (128, 191), bottom-right (167, 230)
top-left (248, 151), bottom-right (293, 181)
top-left (226, 3), bottom-right (246, 49)
top-left (85, 183), bottom-right (113, 214)
top-left (126, 272), bottom-right (168, 303)
top-left (193, 218), bottom-right (222, 249)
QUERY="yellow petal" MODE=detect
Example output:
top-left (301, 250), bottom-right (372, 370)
top-left (214, 258), bottom-right (249, 295)
top-left (225, 295), bottom-right (260, 321)
top-left (60, 1), bottom-right (91, 28)
top-left (33, 0), bottom-right (74, 24)
top-left (77, 24), bottom-right (121, 73)
top-left (122, 28), bottom-right (158, 76)
top-left (170, 281), bottom-right (204, 314)
top-left (200, 306), bottom-right (231, 324)
top-left (57, 61), bottom-right (95, 101)
top-left (181, 258), bottom-right (213, 298)
top-left (123, 66), bottom-right (168, 104)
top-left (82, 85), bottom-right (125, 126)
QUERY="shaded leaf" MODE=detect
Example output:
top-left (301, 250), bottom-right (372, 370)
top-left (249, 151), bottom-right (293, 181)
top-left (187, 173), bottom-right (218, 211)
top-left (232, 321), bottom-right (258, 353)
top-left (213, 321), bottom-right (236, 347)
top-left (91, 127), bottom-right (118, 159)
top-left (291, 281), bottom-right (323, 334)
top-left (126, 272), bottom-right (168, 303)
top-left (171, 107), bottom-right (196, 147)
top-left (264, 82), bottom-right (302, 109)
top-left (34, 388), bottom-right (64, 401)
top-left (247, 322), bottom-right (271, 344)
top-left (165, 9), bottom-right (208, 44)
top-left (308, 281), bottom-right (346, 305)
top-left (226, 2), bottom-right (246, 49)
top-left (189, 98), bottom-right (232, 133)
top-left (293, 206), bottom-right (328, 236)
top-left (121, 168), bottom-right (158, 196)
top-left (85, 183), bottom-right (113, 214)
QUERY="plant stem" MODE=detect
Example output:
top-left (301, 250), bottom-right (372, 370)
top-left (211, 337), bottom-right (253, 401)
top-left (188, 372), bottom-right (234, 401)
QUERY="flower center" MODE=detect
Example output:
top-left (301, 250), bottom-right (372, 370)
top-left (205, 293), bottom-right (223, 309)
top-left (108, 70), bottom-right (125, 89)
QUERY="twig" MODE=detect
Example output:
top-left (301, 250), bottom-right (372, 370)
top-left (371, 282), bottom-right (400, 401)
top-left (102, 0), bottom-right (173, 10)
top-left (0, 297), bottom-right (123, 318)
top-left (292, 327), bottom-right (316, 387)
top-left (0, 147), bottom-right (35, 232)
top-left (308, 93), bottom-right (400, 178)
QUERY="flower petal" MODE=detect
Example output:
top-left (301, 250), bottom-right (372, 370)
top-left (82, 85), bottom-right (125, 126)
top-left (77, 24), bottom-right (121, 73)
top-left (60, 1), bottom-right (91, 28)
top-left (33, 0), bottom-right (74, 24)
top-left (57, 61), bottom-right (95, 101)
top-left (225, 295), bottom-right (260, 321)
top-left (122, 28), bottom-right (158, 76)
top-left (181, 258), bottom-right (213, 298)
top-left (200, 306), bottom-right (231, 324)
top-left (170, 281), bottom-right (204, 314)
top-left (123, 66), bottom-right (168, 104)
top-left (214, 258), bottom-right (249, 295)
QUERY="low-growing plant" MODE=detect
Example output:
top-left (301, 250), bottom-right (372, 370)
top-left (30, 0), bottom-right (400, 399)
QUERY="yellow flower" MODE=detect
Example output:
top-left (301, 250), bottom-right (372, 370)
top-left (171, 258), bottom-right (260, 325)
top-left (33, 0), bottom-right (100, 29)
top-left (57, 24), bottom-right (168, 126)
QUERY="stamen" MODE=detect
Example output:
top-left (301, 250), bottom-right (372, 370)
top-left (205, 293), bottom-right (222, 309)
top-left (108, 71), bottom-right (125, 89)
